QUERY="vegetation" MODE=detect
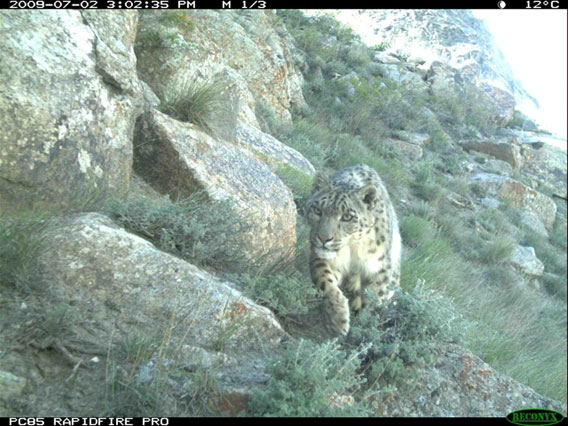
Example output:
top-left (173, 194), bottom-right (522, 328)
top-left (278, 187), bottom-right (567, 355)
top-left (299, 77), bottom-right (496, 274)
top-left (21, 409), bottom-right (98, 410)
top-left (266, 10), bottom-right (567, 405)
top-left (1, 9), bottom-right (565, 417)
top-left (230, 272), bottom-right (318, 317)
top-left (158, 76), bottom-right (238, 142)
top-left (246, 338), bottom-right (374, 416)
top-left (0, 211), bottom-right (50, 292)
top-left (105, 192), bottom-right (249, 273)
top-left (101, 321), bottom-right (220, 417)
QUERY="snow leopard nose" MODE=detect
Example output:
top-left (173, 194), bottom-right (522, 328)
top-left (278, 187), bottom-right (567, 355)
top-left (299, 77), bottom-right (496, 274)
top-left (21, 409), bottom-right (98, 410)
top-left (318, 235), bottom-right (333, 245)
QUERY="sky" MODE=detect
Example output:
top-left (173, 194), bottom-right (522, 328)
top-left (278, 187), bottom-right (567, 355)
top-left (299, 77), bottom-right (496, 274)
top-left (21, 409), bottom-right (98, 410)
top-left (472, 10), bottom-right (567, 141)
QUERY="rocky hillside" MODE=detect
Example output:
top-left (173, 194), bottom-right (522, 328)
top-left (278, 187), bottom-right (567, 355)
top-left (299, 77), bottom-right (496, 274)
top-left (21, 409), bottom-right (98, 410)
top-left (0, 10), bottom-right (566, 417)
top-left (307, 9), bottom-right (539, 124)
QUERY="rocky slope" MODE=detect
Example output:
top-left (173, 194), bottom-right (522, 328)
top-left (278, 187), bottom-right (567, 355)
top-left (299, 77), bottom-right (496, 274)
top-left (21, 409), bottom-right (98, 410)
top-left (307, 10), bottom-right (539, 124)
top-left (0, 10), bottom-right (565, 417)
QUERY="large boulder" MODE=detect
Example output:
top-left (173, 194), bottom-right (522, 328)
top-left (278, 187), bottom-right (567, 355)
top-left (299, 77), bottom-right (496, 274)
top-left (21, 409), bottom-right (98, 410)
top-left (522, 143), bottom-right (567, 197)
top-left (496, 130), bottom-right (567, 196)
top-left (509, 245), bottom-right (545, 277)
top-left (460, 139), bottom-right (523, 169)
top-left (371, 344), bottom-right (566, 416)
top-left (135, 10), bottom-right (305, 126)
top-left (470, 173), bottom-right (557, 231)
top-left (235, 121), bottom-right (315, 176)
top-left (36, 213), bottom-right (289, 356)
top-left (0, 212), bottom-right (289, 416)
top-left (134, 110), bottom-right (297, 272)
top-left (0, 10), bottom-right (144, 210)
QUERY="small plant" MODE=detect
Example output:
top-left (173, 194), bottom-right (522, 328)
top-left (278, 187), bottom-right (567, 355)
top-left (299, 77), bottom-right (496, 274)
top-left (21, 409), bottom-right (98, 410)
top-left (105, 192), bottom-right (248, 272)
top-left (230, 272), bottom-right (318, 317)
top-left (215, 299), bottom-right (252, 352)
top-left (246, 338), bottom-right (373, 416)
top-left (373, 42), bottom-right (389, 52)
top-left (477, 234), bottom-right (515, 265)
top-left (158, 11), bottom-right (195, 32)
top-left (0, 211), bottom-right (50, 292)
top-left (347, 284), bottom-right (467, 392)
top-left (408, 200), bottom-right (434, 221)
top-left (159, 76), bottom-right (238, 141)
top-left (102, 313), bottom-right (220, 417)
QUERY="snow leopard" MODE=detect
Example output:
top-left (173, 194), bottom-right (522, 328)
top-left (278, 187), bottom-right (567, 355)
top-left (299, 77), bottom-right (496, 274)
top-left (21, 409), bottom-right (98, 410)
top-left (306, 164), bottom-right (401, 336)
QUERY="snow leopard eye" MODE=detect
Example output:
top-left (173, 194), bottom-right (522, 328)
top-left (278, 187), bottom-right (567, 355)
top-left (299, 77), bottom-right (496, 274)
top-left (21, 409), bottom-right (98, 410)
top-left (312, 206), bottom-right (322, 216)
top-left (341, 213), bottom-right (353, 222)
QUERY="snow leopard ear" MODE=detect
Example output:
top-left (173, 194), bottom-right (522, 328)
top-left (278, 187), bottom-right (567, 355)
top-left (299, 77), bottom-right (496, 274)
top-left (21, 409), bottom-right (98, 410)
top-left (358, 184), bottom-right (377, 206)
top-left (311, 171), bottom-right (331, 194)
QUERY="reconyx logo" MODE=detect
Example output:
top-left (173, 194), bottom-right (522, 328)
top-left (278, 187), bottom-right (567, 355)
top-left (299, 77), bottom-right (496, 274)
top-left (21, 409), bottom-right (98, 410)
top-left (506, 409), bottom-right (566, 426)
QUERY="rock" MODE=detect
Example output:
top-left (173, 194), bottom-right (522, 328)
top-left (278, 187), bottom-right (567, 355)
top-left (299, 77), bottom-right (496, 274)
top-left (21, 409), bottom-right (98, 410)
top-left (509, 245), bottom-right (545, 277)
top-left (0, 10), bottom-right (144, 211)
top-left (480, 197), bottom-right (501, 209)
top-left (373, 51), bottom-right (401, 64)
top-left (470, 173), bottom-right (557, 230)
top-left (383, 132), bottom-right (432, 161)
top-left (37, 213), bottom-right (290, 356)
top-left (498, 179), bottom-right (557, 230)
top-left (383, 139), bottom-right (423, 160)
top-left (135, 10), bottom-right (305, 126)
top-left (134, 110), bottom-right (297, 272)
top-left (461, 139), bottom-right (523, 169)
top-left (480, 82), bottom-right (516, 124)
top-left (518, 211), bottom-right (549, 239)
top-left (408, 55), bottom-right (426, 65)
top-left (371, 344), bottom-right (566, 416)
top-left (522, 143), bottom-right (567, 197)
top-left (25, 212), bottom-right (290, 416)
top-left (0, 371), bottom-right (26, 402)
top-left (395, 131), bottom-right (432, 147)
top-left (381, 64), bottom-right (428, 90)
top-left (235, 121), bottom-right (315, 176)
top-left (425, 61), bottom-right (460, 99)
top-left (319, 10), bottom-right (537, 124)
top-left (480, 159), bottom-right (514, 177)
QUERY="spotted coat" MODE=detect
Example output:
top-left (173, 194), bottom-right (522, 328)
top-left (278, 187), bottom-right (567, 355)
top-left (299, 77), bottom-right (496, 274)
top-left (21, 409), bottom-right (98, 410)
top-left (306, 164), bottom-right (401, 336)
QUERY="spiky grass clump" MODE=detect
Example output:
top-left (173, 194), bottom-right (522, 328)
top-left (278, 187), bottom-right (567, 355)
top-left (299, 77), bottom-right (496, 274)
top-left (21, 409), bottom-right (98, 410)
top-left (0, 211), bottom-right (51, 292)
top-left (159, 76), bottom-right (238, 141)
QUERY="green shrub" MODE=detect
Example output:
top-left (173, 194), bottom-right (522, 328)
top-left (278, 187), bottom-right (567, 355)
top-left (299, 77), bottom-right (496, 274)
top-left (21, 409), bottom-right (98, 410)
top-left (230, 272), bottom-right (318, 316)
top-left (246, 338), bottom-right (373, 416)
top-left (158, 10), bottom-right (195, 32)
top-left (412, 181), bottom-right (443, 202)
top-left (278, 118), bottom-right (330, 169)
top-left (477, 207), bottom-right (519, 237)
top-left (542, 272), bottom-right (567, 299)
top-left (521, 228), bottom-right (566, 275)
top-left (484, 265), bottom-right (520, 286)
top-left (507, 109), bottom-right (538, 131)
top-left (345, 43), bottom-right (372, 68)
top-left (103, 336), bottom-right (219, 417)
top-left (373, 42), bottom-right (389, 52)
top-left (347, 284), bottom-right (467, 391)
top-left (105, 192), bottom-right (248, 272)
